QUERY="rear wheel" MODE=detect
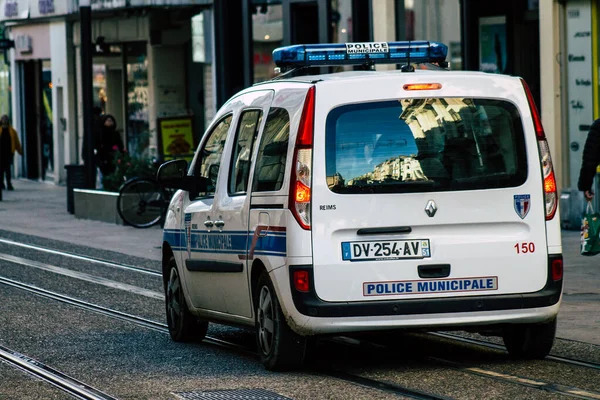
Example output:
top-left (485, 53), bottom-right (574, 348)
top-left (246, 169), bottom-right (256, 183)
top-left (165, 257), bottom-right (208, 342)
top-left (255, 272), bottom-right (306, 371)
top-left (117, 178), bottom-right (165, 228)
top-left (502, 318), bottom-right (556, 359)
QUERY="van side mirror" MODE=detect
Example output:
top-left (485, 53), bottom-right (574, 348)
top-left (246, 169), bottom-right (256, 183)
top-left (157, 159), bottom-right (187, 184)
top-left (156, 160), bottom-right (208, 196)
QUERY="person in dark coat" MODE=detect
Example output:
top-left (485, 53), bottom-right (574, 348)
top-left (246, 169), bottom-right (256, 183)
top-left (0, 115), bottom-right (23, 190)
top-left (578, 119), bottom-right (600, 201)
top-left (82, 106), bottom-right (104, 164)
top-left (96, 114), bottom-right (125, 176)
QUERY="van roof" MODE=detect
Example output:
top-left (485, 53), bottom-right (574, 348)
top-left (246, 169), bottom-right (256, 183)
top-left (250, 69), bottom-right (519, 89)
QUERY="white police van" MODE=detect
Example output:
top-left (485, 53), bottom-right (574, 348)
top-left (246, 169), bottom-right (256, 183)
top-left (158, 41), bottom-right (563, 371)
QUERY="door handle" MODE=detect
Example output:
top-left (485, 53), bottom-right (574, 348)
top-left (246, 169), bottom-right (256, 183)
top-left (204, 220), bottom-right (214, 229)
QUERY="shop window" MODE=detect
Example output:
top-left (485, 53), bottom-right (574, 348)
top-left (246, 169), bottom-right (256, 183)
top-left (252, 3), bottom-right (283, 83)
top-left (126, 42), bottom-right (150, 156)
top-left (330, 0), bottom-right (352, 44)
top-left (403, 0), bottom-right (462, 70)
top-left (41, 60), bottom-right (53, 180)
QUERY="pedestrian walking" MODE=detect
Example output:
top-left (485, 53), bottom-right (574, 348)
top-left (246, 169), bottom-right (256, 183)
top-left (0, 115), bottom-right (23, 190)
top-left (578, 119), bottom-right (600, 201)
top-left (96, 114), bottom-right (124, 177)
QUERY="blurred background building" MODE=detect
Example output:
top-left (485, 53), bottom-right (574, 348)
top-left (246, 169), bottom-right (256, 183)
top-left (0, 0), bottom-right (594, 226)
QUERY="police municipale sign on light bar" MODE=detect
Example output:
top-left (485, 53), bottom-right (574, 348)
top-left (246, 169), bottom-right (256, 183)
top-left (345, 42), bottom-right (389, 54)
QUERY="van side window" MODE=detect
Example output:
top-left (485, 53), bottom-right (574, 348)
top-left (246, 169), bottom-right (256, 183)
top-left (229, 110), bottom-right (263, 194)
top-left (194, 115), bottom-right (232, 197)
top-left (252, 108), bottom-right (290, 192)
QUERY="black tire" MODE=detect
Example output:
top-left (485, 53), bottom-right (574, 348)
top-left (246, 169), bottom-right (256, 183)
top-left (165, 257), bottom-right (208, 342)
top-left (117, 178), bottom-right (166, 228)
top-left (502, 318), bottom-right (557, 359)
top-left (255, 272), bottom-right (306, 371)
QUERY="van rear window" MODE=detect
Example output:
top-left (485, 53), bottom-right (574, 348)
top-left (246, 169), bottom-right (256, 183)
top-left (325, 98), bottom-right (528, 194)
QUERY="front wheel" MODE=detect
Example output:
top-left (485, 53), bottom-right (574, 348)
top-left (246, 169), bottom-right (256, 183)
top-left (165, 257), bottom-right (208, 342)
top-left (502, 318), bottom-right (557, 359)
top-left (117, 178), bottom-right (166, 228)
top-left (255, 272), bottom-right (306, 371)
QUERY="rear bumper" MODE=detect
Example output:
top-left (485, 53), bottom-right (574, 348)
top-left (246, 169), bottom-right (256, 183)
top-left (272, 256), bottom-right (562, 335)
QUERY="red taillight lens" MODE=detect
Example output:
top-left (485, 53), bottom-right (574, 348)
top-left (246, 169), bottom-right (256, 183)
top-left (290, 87), bottom-right (315, 230)
top-left (521, 78), bottom-right (544, 139)
top-left (538, 139), bottom-right (558, 220)
top-left (296, 86), bottom-right (315, 146)
top-left (551, 257), bottom-right (563, 281)
top-left (293, 270), bottom-right (310, 292)
top-left (522, 79), bottom-right (558, 221)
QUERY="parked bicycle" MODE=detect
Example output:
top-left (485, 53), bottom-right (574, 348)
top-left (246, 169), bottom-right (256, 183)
top-left (116, 176), bottom-right (175, 229)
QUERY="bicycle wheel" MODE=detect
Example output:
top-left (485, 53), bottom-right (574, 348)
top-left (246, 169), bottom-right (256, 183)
top-left (117, 178), bottom-right (166, 228)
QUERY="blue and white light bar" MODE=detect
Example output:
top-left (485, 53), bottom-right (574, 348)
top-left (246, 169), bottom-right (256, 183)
top-left (273, 41), bottom-right (448, 69)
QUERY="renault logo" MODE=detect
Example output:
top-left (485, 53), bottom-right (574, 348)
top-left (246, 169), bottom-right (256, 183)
top-left (425, 200), bottom-right (437, 217)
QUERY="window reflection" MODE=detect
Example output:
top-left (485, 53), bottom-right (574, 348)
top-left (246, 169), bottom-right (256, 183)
top-left (326, 98), bottom-right (527, 194)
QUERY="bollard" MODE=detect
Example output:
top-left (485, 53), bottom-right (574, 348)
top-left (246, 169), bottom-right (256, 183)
top-left (64, 165), bottom-right (87, 214)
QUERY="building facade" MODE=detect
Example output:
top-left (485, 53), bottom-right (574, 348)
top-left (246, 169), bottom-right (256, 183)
top-left (8, 0), bottom-right (583, 199)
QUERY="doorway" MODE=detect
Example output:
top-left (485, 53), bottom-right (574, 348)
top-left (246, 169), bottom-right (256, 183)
top-left (92, 42), bottom-right (150, 158)
top-left (20, 60), bottom-right (52, 181)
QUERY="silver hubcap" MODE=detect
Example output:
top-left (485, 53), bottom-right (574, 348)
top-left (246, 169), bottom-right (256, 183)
top-left (257, 286), bottom-right (275, 355)
top-left (167, 268), bottom-right (182, 328)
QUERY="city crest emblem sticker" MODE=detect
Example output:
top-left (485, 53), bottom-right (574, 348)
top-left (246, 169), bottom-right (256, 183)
top-left (514, 194), bottom-right (531, 219)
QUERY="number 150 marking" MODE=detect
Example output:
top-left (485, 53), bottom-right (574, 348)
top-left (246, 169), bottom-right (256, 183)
top-left (514, 242), bottom-right (535, 254)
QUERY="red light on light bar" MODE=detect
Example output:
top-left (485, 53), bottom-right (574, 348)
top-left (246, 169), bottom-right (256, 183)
top-left (403, 83), bottom-right (442, 91)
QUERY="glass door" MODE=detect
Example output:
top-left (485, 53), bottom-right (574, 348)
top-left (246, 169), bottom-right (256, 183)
top-left (125, 42), bottom-right (149, 157)
top-left (41, 60), bottom-right (53, 180)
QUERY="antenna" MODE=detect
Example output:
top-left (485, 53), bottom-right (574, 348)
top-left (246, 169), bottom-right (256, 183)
top-left (400, 40), bottom-right (415, 72)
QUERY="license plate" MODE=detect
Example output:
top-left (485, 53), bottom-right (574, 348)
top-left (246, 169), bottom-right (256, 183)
top-left (341, 239), bottom-right (430, 261)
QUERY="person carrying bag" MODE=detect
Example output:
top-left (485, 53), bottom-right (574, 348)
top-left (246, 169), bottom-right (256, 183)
top-left (581, 201), bottom-right (600, 256)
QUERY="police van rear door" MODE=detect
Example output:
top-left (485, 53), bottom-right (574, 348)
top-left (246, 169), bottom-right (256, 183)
top-left (310, 73), bottom-right (549, 303)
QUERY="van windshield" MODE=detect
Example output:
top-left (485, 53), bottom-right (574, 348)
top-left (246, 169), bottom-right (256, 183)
top-left (325, 98), bottom-right (528, 194)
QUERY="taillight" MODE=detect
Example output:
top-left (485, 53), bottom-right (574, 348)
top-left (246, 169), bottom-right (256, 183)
top-left (293, 270), bottom-right (310, 292)
top-left (522, 79), bottom-right (557, 221)
top-left (289, 86), bottom-right (315, 230)
top-left (550, 256), bottom-right (563, 281)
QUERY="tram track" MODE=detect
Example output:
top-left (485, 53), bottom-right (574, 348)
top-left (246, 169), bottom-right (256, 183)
top-left (0, 276), bottom-right (447, 400)
top-left (333, 336), bottom-right (600, 400)
top-left (430, 332), bottom-right (600, 371)
top-left (2, 238), bottom-right (599, 372)
top-left (3, 272), bottom-right (600, 400)
top-left (0, 343), bottom-right (118, 400)
top-left (2, 241), bottom-right (600, 399)
top-left (0, 238), bottom-right (161, 277)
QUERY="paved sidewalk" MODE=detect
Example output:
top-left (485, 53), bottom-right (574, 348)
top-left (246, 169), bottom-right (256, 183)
top-left (0, 179), bottom-right (162, 261)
